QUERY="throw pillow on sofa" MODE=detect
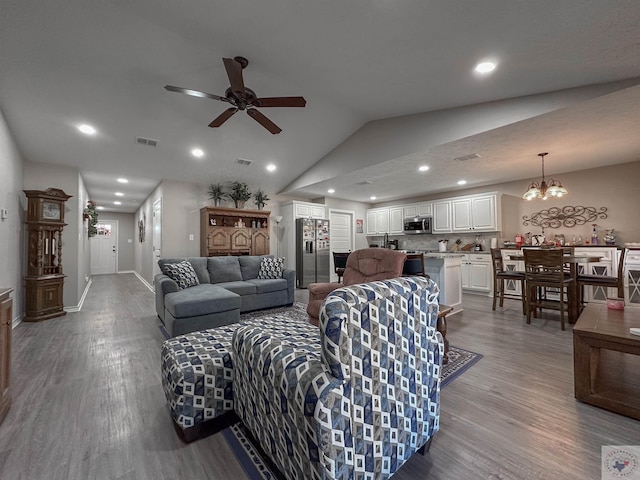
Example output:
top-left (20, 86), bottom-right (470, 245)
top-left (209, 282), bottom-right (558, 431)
top-left (257, 257), bottom-right (284, 279)
top-left (162, 260), bottom-right (200, 289)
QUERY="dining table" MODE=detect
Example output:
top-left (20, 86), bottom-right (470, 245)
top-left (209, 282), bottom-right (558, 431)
top-left (509, 252), bottom-right (602, 324)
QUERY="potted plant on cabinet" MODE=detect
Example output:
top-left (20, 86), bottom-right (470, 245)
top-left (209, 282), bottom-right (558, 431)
top-left (84, 200), bottom-right (99, 237)
top-left (253, 189), bottom-right (270, 210)
top-left (207, 183), bottom-right (226, 207)
top-left (229, 181), bottom-right (252, 209)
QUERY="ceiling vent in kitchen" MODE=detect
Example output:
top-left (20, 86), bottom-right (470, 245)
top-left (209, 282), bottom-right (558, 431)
top-left (235, 158), bottom-right (252, 166)
top-left (354, 180), bottom-right (373, 185)
top-left (454, 153), bottom-right (481, 162)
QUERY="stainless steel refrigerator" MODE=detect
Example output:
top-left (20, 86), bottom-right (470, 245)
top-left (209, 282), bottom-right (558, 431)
top-left (296, 218), bottom-right (330, 287)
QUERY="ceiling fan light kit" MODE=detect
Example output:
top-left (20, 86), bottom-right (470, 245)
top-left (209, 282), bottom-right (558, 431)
top-left (523, 152), bottom-right (568, 201)
top-left (165, 56), bottom-right (306, 134)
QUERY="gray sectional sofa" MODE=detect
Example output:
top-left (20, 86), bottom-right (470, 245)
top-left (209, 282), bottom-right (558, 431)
top-left (154, 255), bottom-right (295, 337)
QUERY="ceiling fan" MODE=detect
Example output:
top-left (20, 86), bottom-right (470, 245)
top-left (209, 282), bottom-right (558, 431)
top-left (165, 56), bottom-right (306, 134)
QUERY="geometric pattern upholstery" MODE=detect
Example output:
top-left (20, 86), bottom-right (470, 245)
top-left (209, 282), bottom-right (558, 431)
top-left (232, 276), bottom-right (443, 479)
top-left (161, 260), bottom-right (200, 290)
top-left (161, 316), bottom-right (320, 430)
top-left (257, 256), bottom-right (285, 279)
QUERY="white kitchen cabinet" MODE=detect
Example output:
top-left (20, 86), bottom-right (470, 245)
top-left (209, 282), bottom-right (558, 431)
top-left (624, 249), bottom-right (640, 307)
top-left (424, 255), bottom-right (463, 311)
top-left (403, 204), bottom-right (418, 218)
top-left (452, 194), bottom-right (498, 232)
top-left (295, 203), bottom-right (326, 219)
top-left (461, 253), bottom-right (492, 293)
top-left (389, 207), bottom-right (404, 234)
top-left (403, 202), bottom-right (431, 219)
top-left (432, 200), bottom-right (452, 233)
top-left (365, 210), bottom-right (378, 235)
top-left (365, 208), bottom-right (390, 235)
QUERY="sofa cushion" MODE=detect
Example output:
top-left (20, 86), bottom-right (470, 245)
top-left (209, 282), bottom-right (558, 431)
top-left (214, 281), bottom-right (257, 296)
top-left (246, 278), bottom-right (288, 294)
top-left (158, 257), bottom-right (210, 284)
top-left (257, 257), bottom-right (284, 279)
top-left (162, 260), bottom-right (200, 290)
top-left (165, 285), bottom-right (240, 318)
top-left (239, 255), bottom-right (271, 280)
top-left (208, 257), bottom-right (243, 283)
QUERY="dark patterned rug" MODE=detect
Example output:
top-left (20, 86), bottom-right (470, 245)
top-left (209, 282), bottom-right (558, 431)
top-left (160, 302), bottom-right (482, 479)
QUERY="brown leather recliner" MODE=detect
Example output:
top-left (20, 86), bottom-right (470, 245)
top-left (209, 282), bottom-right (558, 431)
top-left (306, 248), bottom-right (407, 325)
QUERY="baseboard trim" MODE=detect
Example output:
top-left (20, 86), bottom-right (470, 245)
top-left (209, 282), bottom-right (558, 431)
top-left (12, 312), bottom-right (24, 329)
top-left (64, 278), bottom-right (93, 313)
top-left (131, 271), bottom-right (154, 292)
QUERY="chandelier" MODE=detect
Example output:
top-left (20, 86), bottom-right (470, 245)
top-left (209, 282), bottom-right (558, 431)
top-left (522, 152), bottom-right (568, 201)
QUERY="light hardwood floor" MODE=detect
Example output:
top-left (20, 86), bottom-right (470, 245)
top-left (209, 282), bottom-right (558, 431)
top-left (0, 274), bottom-right (637, 479)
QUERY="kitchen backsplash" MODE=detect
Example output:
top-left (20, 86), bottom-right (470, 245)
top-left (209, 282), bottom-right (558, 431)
top-left (369, 233), bottom-right (497, 251)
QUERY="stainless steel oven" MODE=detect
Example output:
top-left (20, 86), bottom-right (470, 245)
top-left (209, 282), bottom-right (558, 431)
top-left (403, 216), bottom-right (432, 234)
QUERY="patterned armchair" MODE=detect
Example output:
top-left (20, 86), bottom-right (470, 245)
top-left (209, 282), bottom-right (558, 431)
top-left (232, 276), bottom-right (443, 479)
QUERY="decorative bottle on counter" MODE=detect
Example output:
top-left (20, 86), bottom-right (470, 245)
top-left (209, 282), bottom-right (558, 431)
top-left (591, 224), bottom-right (598, 245)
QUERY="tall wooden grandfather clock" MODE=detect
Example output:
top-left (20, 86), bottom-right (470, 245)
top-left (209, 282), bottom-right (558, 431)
top-left (23, 188), bottom-right (72, 322)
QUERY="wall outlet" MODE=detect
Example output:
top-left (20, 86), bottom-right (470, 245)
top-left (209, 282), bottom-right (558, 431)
top-left (189, 234), bottom-right (195, 241)
top-left (128, 238), bottom-right (132, 243)
top-left (0, 208), bottom-right (7, 219)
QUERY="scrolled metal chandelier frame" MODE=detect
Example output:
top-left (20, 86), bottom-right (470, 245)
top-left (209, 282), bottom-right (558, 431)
top-left (522, 152), bottom-right (568, 201)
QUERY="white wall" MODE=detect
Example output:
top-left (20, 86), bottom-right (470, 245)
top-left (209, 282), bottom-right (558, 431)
top-left (0, 109), bottom-right (25, 322)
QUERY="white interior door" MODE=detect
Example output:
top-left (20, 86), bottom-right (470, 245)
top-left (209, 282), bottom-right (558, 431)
top-left (90, 220), bottom-right (118, 275)
top-left (152, 199), bottom-right (162, 277)
top-left (329, 209), bottom-right (354, 282)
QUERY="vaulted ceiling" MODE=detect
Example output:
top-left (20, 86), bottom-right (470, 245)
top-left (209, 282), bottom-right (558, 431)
top-left (2, 0), bottom-right (640, 212)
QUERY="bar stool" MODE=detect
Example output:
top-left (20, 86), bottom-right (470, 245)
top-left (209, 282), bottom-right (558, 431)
top-left (577, 248), bottom-right (626, 312)
top-left (524, 249), bottom-right (575, 330)
top-left (490, 248), bottom-right (526, 314)
top-left (332, 251), bottom-right (350, 282)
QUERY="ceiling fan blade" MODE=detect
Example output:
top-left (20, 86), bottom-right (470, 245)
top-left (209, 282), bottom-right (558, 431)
top-left (209, 107), bottom-right (238, 128)
top-left (247, 108), bottom-right (282, 134)
top-left (223, 58), bottom-right (245, 94)
top-left (164, 85), bottom-right (228, 102)
top-left (254, 96), bottom-right (307, 108)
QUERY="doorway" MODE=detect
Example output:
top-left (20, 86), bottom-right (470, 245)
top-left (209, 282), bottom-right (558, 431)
top-left (328, 209), bottom-right (355, 282)
top-left (152, 199), bottom-right (162, 277)
top-left (90, 220), bottom-right (118, 275)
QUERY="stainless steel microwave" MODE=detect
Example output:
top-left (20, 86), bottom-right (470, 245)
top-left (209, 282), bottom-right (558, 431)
top-left (403, 216), bottom-right (432, 234)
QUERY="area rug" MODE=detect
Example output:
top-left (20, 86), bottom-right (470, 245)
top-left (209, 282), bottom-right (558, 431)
top-left (159, 303), bottom-right (482, 479)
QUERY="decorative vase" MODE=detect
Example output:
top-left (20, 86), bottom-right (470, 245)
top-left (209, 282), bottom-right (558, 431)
top-left (235, 200), bottom-right (245, 209)
top-left (257, 203), bottom-right (264, 211)
top-left (213, 198), bottom-right (221, 207)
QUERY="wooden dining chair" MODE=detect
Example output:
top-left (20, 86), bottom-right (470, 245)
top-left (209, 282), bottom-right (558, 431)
top-left (524, 249), bottom-right (575, 330)
top-left (490, 248), bottom-right (526, 314)
top-left (402, 253), bottom-right (428, 277)
top-left (577, 248), bottom-right (626, 312)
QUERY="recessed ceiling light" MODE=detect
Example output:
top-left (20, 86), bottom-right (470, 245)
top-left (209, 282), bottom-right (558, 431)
top-left (418, 165), bottom-right (430, 172)
top-left (115, 192), bottom-right (124, 197)
top-left (457, 180), bottom-right (467, 185)
top-left (113, 201), bottom-right (122, 205)
top-left (191, 148), bottom-right (204, 158)
top-left (77, 124), bottom-right (96, 135)
top-left (474, 61), bottom-right (496, 74)
top-left (370, 196), bottom-right (377, 200)
top-left (266, 164), bottom-right (277, 172)
top-left (96, 206), bottom-right (105, 210)
top-left (117, 178), bottom-right (129, 183)
top-left (327, 188), bottom-right (335, 194)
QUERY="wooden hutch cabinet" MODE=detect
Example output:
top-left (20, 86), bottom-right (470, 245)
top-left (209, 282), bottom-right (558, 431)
top-left (23, 188), bottom-right (72, 322)
top-left (200, 207), bottom-right (270, 256)
top-left (0, 288), bottom-right (12, 425)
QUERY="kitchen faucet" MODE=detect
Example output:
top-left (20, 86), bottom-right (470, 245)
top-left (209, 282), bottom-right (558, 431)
top-left (383, 233), bottom-right (389, 248)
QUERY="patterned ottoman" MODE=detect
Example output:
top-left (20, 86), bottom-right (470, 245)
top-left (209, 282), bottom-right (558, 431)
top-left (161, 314), bottom-right (320, 441)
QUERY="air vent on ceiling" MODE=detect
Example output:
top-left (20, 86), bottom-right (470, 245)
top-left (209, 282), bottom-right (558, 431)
top-left (136, 136), bottom-right (158, 147)
top-left (354, 180), bottom-right (373, 185)
top-left (454, 153), bottom-right (481, 162)
top-left (235, 158), bottom-right (252, 166)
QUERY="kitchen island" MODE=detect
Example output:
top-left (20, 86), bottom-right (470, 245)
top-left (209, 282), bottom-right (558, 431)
top-left (422, 253), bottom-right (464, 313)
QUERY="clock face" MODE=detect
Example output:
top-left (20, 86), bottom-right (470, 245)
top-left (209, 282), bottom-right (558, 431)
top-left (42, 201), bottom-right (61, 220)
